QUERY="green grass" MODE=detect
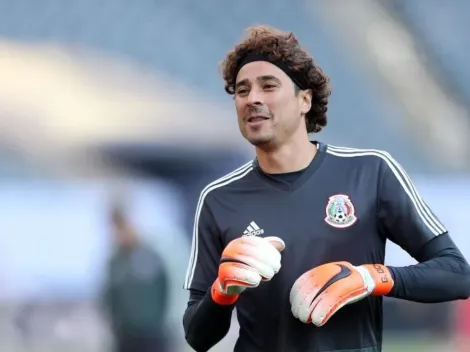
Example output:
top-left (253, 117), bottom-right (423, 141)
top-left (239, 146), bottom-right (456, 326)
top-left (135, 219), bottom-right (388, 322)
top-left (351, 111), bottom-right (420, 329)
top-left (383, 338), bottom-right (452, 352)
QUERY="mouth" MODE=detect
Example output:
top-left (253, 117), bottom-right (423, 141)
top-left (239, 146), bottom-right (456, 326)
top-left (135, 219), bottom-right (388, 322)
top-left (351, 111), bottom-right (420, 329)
top-left (246, 115), bottom-right (270, 123)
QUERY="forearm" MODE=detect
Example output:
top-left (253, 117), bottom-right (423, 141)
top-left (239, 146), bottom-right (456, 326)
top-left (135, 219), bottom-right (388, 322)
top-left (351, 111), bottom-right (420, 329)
top-left (183, 289), bottom-right (235, 352)
top-left (387, 233), bottom-right (470, 303)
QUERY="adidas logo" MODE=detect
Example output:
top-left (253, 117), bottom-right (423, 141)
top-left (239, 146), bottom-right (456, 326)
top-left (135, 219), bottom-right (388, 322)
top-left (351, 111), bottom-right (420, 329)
top-left (243, 221), bottom-right (264, 236)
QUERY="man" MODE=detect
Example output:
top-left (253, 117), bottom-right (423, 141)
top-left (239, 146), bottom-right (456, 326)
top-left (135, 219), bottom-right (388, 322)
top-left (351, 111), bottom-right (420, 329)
top-left (103, 204), bottom-right (169, 352)
top-left (182, 25), bottom-right (470, 352)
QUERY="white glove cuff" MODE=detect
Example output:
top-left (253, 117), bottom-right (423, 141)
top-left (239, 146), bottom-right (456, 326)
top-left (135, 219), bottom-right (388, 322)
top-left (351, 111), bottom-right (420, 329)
top-left (355, 265), bottom-right (376, 295)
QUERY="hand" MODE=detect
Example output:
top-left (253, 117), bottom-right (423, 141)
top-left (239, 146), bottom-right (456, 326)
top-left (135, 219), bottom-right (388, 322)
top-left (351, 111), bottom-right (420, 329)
top-left (289, 261), bottom-right (394, 326)
top-left (211, 236), bottom-right (285, 305)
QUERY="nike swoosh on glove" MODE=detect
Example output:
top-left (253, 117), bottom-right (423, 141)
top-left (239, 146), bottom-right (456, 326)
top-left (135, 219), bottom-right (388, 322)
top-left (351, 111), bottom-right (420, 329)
top-left (289, 261), bottom-right (394, 326)
top-left (211, 236), bottom-right (285, 305)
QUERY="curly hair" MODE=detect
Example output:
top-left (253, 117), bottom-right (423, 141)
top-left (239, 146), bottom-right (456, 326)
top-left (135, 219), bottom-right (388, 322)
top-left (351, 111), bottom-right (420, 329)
top-left (220, 25), bottom-right (331, 133)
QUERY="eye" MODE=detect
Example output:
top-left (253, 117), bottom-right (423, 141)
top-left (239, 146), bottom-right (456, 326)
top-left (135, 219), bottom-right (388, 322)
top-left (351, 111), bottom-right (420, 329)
top-left (236, 88), bottom-right (249, 95)
top-left (263, 84), bottom-right (277, 90)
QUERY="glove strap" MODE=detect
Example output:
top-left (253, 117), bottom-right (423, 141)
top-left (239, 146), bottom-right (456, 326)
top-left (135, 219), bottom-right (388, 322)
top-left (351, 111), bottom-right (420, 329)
top-left (211, 278), bottom-right (239, 305)
top-left (363, 264), bottom-right (394, 296)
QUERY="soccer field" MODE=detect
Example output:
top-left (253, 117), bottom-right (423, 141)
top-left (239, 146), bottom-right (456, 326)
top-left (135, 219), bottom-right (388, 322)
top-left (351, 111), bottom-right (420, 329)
top-left (383, 340), bottom-right (453, 352)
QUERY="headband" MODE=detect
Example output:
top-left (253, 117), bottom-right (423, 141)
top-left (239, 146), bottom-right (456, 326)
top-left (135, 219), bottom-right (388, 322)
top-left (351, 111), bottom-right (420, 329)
top-left (234, 52), bottom-right (309, 90)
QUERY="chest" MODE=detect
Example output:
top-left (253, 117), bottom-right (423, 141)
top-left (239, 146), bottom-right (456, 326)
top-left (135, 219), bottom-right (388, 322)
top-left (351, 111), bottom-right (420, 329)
top-left (110, 250), bottom-right (160, 285)
top-left (214, 179), bottom-right (383, 273)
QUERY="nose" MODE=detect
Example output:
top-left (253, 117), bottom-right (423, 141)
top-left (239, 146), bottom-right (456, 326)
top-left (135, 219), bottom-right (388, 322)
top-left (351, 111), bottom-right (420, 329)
top-left (246, 87), bottom-right (263, 106)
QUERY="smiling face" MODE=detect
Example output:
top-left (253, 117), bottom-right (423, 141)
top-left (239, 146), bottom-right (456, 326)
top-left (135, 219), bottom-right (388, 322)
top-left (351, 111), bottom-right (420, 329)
top-left (234, 61), bottom-right (312, 149)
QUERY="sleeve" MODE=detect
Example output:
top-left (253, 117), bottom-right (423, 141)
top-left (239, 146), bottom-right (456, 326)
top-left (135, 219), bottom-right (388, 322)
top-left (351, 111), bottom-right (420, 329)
top-left (377, 153), bottom-right (448, 258)
top-left (101, 260), bottom-right (117, 330)
top-left (387, 233), bottom-right (470, 302)
top-left (154, 258), bottom-right (170, 321)
top-left (183, 193), bottom-right (223, 291)
top-left (101, 274), bottom-right (112, 318)
top-left (183, 289), bottom-right (235, 351)
top-left (182, 194), bottom-right (234, 351)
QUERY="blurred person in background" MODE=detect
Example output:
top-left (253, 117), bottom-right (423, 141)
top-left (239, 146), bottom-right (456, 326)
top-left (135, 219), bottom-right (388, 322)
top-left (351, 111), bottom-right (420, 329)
top-left (182, 25), bottom-right (470, 352)
top-left (102, 203), bottom-right (169, 352)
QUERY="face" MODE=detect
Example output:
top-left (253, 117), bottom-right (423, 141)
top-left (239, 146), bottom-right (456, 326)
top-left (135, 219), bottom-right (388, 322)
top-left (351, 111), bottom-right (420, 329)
top-left (234, 61), bottom-right (312, 148)
top-left (111, 213), bottom-right (135, 248)
top-left (115, 225), bottom-right (132, 247)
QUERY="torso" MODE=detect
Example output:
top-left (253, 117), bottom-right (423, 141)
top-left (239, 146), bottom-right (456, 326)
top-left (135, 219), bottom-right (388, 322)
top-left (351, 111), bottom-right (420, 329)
top-left (207, 142), bottom-right (386, 351)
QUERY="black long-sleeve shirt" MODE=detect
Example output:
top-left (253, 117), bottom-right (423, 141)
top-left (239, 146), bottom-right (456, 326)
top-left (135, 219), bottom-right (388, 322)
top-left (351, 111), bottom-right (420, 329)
top-left (182, 142), bottom-right (470, 352)
top-left (388, 233), bottom-right (470, 302)
top-left (184, 233), bottom-right (470, 351)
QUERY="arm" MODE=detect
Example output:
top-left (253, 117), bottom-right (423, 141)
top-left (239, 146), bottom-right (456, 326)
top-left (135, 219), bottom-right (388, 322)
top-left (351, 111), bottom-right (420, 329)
top-left (290, 153), bottom-right (470, 327)
top-left (183, 288), bottom-right (235, 352)
top-left (152, 257), bottom-right (170, 324)
top-left (182, 198), bottom-right (234, 352)
top-left (377, 153), bottom-right (470, 302)
top-left (101, 261), bottom-right (115, 326)
top-left (388, 233), bottom-right (470, 302)
top-left (102, 259), bottom-right (123, 335)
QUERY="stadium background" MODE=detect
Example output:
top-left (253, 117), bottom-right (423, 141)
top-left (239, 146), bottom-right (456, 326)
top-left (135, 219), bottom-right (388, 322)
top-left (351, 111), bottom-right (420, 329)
top-left (0, 1), bottom-right (469, 351)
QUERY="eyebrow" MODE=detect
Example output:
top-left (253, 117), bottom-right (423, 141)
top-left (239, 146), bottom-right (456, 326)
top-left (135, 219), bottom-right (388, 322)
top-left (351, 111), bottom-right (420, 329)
top-left (235, 75), bottom-right (282, 90)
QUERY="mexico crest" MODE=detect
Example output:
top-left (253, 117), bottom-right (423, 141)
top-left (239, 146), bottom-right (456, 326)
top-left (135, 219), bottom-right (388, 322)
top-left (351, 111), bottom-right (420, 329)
top-left (325, 194), bottom-right (357, 228)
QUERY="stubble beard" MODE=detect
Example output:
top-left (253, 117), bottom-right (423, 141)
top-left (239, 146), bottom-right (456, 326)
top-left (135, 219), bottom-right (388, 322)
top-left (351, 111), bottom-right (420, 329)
top-left (242, 127), bottom-right (275, 147)
top-left (246, 115), bottom-right (304, 151)
top-left (248, 134), bottom-right (273, 146)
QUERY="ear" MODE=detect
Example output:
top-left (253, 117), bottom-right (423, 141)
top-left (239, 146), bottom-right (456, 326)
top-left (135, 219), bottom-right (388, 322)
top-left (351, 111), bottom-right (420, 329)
top-left (300, 89), bottom-right (312, 115)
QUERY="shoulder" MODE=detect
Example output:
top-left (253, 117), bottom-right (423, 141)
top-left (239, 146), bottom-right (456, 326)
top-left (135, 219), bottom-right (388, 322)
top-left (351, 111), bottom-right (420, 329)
top-left (197, 160), bottom-right (255, 205)
top-left (139, 242), bottom-right (160, 259)
top-left (324, 144), bottom-right (401, 171)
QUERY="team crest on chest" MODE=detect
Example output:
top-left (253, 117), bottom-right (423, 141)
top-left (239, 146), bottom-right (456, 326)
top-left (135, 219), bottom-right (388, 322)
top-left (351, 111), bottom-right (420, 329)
top-left (324, 194), bottom-right (357, 228)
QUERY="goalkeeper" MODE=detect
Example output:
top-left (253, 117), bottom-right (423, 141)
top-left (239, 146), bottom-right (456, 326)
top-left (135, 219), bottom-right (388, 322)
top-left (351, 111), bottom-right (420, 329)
top-left (182, 25), bottom-right (470, 352)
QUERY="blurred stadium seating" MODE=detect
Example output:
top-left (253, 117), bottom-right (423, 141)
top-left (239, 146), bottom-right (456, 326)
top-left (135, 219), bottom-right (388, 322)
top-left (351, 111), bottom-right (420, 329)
top-left (0, 1), bottom-right (469, 351)
top-left (385, 0), bottom-right (470, 104)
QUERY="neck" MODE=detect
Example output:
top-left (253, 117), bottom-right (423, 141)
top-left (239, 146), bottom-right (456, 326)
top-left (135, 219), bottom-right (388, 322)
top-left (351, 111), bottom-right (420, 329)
top-left (255, 135), bottom-right (317, 174)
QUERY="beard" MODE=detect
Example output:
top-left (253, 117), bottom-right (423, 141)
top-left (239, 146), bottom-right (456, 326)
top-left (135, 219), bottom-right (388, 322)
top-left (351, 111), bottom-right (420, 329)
top-left (240, 106), bottom-right (275, 145)
top-left (246, 133), bottom-right (274, 146)
top-left (242, 127), bottom-right (279, 151)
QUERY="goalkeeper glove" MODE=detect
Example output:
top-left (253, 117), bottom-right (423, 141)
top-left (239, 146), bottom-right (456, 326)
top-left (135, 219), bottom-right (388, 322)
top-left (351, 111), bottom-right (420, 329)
top-left (289, 261), bottom-right (394, 326)
top-left (211, 236), bottom-right (285, 305)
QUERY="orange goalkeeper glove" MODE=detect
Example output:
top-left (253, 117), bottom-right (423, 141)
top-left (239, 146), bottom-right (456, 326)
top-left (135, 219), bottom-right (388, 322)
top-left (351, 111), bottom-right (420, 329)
top-left (211, 236), bottom-right (285, 305)
top-left (289, 261), bottom-right (394, 326)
